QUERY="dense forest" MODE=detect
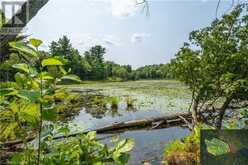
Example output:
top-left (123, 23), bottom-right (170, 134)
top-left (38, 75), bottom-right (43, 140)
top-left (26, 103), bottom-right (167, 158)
top-left (0, 35), bottom-right (173, 82)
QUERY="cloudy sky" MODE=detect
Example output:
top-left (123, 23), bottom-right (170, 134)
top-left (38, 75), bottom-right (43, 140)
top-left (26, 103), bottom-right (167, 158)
top-left (21, 0), bottom-right (235, 68)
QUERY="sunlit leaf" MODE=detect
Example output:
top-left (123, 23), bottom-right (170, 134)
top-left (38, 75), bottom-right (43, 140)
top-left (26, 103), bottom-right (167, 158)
top-left (59, 66), bottom-right (67, 75)
top-left (14, 73), bottom-right (26, 87)
top-left (41, 58), bottom-right (64, 67)
top-left (87, 131), bottom-right (96, 140)
top-left (29, 38), bottom-right (43, 47)
top-left (40, 72), bottom-right (54, 80)
top-left (205, 138), bottom-right (230, 156)
top-left (115, 138), bottom-right (134, 153)
top-left (9, 41), bottom-right (37, 57)
top-left (12, 63), bottom-right (29, 73)
top-left (17, 90), bottom-right (40, 102)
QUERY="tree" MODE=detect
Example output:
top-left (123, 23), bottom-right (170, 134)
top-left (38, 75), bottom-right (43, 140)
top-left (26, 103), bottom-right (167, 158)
top-left (171, 4), bottom-right (248, 128)
top-left (84, 45), bottom-right (106, 80)
top-left (0, 38), bottom-right (134, 164)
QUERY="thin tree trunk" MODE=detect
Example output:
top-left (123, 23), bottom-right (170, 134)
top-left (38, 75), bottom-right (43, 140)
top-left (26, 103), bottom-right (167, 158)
top-left (216, 97), bottom-right (232, 129)
top-left (192, 97), bottom-right (199, 127)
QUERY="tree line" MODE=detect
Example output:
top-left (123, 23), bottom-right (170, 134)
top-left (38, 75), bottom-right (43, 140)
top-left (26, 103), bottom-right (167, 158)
top-left (0, 35), bottom-right (173, 82)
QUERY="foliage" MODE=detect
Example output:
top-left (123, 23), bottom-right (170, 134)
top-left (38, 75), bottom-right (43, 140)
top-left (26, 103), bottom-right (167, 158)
top-left (0, 38), bottom-right (134, 164)
top-left (10, 130), bottom-right (134, 165)
top-left (164, 126), bottom-right (201, 165)
top-left (171, 4), bottom-right (248, 127)
top-left (108, 96), bottom-right (120, 109)
top-left (47, 36), bottom-right (173, 82)
top-left (135, 64), bottom-right (174, 80)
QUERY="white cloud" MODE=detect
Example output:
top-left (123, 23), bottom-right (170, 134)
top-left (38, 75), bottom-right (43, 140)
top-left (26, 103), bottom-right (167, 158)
top-left (131, 33), bottom-right (151, 43)
top-left (111, 0), bottom-right (138, 17)
top-left (73, 34), bottom-right (121, 52)
top-left (88, 0), bottom-right (146, 18)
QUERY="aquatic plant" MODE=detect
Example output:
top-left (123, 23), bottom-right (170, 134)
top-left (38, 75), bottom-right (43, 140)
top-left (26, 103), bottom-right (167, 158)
top-left (109, 96), bottom-right (119, 109)
top-left (126, 96), bottom-right (136, 108)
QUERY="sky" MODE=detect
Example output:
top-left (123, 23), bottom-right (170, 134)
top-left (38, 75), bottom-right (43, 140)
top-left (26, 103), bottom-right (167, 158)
top-left (9, 0), bottom-right (238, 68)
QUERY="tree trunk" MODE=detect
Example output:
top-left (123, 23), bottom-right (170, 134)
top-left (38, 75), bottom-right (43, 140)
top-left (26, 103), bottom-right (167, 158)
top-left (192, 97), bottom-right (199, 127)
top-left (216, 97), bottom-right (232, 129)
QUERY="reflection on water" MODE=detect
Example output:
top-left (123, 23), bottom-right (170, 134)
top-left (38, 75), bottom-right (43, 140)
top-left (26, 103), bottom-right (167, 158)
top-left (67, 81), bottom-right (191, 163)
top-left (100, 127), bottom-right (190, 164)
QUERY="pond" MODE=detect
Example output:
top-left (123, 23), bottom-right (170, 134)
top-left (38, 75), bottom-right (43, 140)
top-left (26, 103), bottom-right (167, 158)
top-left (64, 80), bottom-right (192, 163)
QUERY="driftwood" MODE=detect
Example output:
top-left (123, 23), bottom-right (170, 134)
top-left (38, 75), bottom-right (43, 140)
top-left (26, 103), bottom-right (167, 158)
top-left (70, 88), bottom-right (103, 93)
top-left (1, 111), bottom-right (193, 148)
top-left (94, 112), bottom-right (192, 133)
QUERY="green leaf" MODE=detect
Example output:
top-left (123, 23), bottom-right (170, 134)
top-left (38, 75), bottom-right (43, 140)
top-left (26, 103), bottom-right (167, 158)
top-left (29, 38), bottom-right (43, 47)
top-left (12, 63), bottom-right (29, 73)
top-left (41, 58), bottom-right (64, 67)
top-left (115, 138), bottom-right (134, 153)
top-left (205, 138), bottom-right (230, 156)
top-left (14, 73), bottom-right (26, 87)
top-left (40, 72), bottom-right (54, 80)
top-left (17, 90), bottom-right (40, 102)
top-left (59, 66), bottom-right (67, 75)
top-left (9, 41), bottom-right (37, 57)
top-left (61, 75), bottom-right (81, 82)
top-left (58, 127), bottom-right (70, 136)
top-left (42, 109), bottom-right (57, 121)
top-left (0, 88), bottom-right (17, 96)
top-left (113, 152), bottom-right (130, 165)
top-left (87, 131), bottom-right (96, 140)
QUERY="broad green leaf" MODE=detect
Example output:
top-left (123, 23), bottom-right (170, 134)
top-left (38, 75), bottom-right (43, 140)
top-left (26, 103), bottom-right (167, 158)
top-left (42, 109), bottom-right (57, 121)
top-left (40, 72), bottom-right (54, 80)
top-left (41, 58), bottom-right (64, 67)
top-left (205, 138), bottom-right (230, 156)
top-left (0, 88), bottom-right (17, 96)
top-left (14, 73), bottom-right (26, 87)
top-left (29, 38), bottom-right (42, 47)
top-left (17, 90), bottom-right (40, 102)
top-left (9, 41), bottom-right (37, 57)
top-left (12, 63), bottom-right (29, 73)
top-left (61, 75), bottom-right (81, 82)
top-left (20, 103), bottom-right (39, 125)
top-left (115, 138), bottom-right (134, 153)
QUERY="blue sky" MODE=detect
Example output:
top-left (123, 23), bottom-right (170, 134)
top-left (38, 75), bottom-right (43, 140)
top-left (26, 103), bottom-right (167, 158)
top-left (23, 0), bottom-right (234, 68)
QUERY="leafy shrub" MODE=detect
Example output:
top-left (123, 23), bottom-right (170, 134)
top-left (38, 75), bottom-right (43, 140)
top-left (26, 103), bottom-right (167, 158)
top-left (0, 38), bottom-right (134, 164)
top-left (164, 127), bottom-right (200, 165)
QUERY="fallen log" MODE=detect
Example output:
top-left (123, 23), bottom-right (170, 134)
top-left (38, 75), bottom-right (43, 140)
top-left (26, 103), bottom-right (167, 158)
top-left (69, 88), bottom-right (103, 93)
top-left (94, 112), bottom-right (192, 133)
top-left (0, 111), bottom-right (193, 148)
